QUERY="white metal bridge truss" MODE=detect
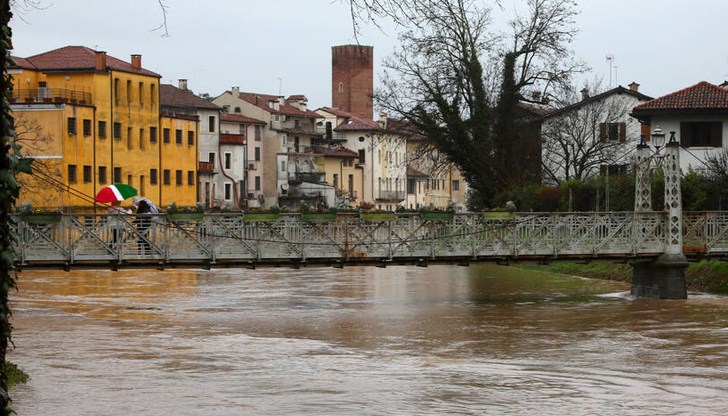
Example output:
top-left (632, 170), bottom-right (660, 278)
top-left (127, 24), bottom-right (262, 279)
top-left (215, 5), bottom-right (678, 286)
top-left (12, 212), bottom-right (728, 269)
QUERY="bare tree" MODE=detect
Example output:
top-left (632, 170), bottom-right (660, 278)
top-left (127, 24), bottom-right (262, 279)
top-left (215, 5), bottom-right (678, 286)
top-left (11, 113), bottom-right (60, 197)
top-left (540, 80), bottom-right (637, 185)
top-left (360, 0), bottom-right (582, 208)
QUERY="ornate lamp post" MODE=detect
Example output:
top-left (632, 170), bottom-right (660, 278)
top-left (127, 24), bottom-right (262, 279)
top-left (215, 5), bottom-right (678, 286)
top-left (632, 127), bottom-right (687, 299)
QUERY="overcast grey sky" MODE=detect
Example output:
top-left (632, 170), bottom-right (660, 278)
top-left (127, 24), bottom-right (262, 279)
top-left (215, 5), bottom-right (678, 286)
top-left (10, 0), bottom-right (728, 110)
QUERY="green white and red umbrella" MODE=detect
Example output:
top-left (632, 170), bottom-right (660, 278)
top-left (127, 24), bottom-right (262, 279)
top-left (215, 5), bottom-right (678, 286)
top-left (95, 183), bottom-right (138, 203)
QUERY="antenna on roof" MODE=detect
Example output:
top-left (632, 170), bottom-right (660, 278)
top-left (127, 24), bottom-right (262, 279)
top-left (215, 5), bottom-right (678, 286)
top-left (277, 77), bottom-right (283, 96)
top-left (606, 54), bottom-right (615, 88)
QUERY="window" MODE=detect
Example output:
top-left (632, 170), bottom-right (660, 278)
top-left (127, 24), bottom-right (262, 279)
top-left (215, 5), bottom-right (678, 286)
top-left (234, 106), bottom-right (241, 113)
top-left (187, 171), bottom-right (195, 186)
top-left (407, 178), bottom-right (416, 194)
top-left (338, 82), bottom-right (344, 93)
top-left (175, 129), bottom-right (182, 144)
top-left (150, 168), bottom-right (158, 185)
top-left (254, 147), bottom-right (261, 161)
top-left (452, 180), bottom-right (460, 191)
top-left (333, 174), bottom-right (339, 189)
top-left (140, 175), bottom-right (145, 196)
top-left (98, 166), bottom-right (107, 184)
top-left (255, 125), bottom-right (261, 141)
top-left (67, 117), bottom-right (77, 135)
top-left (163, 128), bottom-right (170, 143)
top-left (254, 176), bottom-right (261, 191)
top-left (139, 128), bottom-right (145, 150)
top-left (150, 84), bottom-right (156, 107)
top-left (175, 170), bottom-right (182, 186)
top-left (150, 127), bottom-right (157, 143)
top-left (83, 165), bottom-right (92, 183)
top-left (209, 116), bottom-right (216, 132)
top-left (114, 78), bottom-right (120, 104)
top-left (163, 169), bottom-right (170, 185)
top-left (280, 160), bottom-right (286, 172)
top-left (224, 183), bottom-right (231, 200)
top-left (358, 149), bottom-right (365, 164)
top-left (599, 122), bottom-right (626, 142)
top-left (127, 127), bottom-right (133, 149)
top-left (138, 82), bottom-right (144, 106)
top-left (82, 119), bottom-right (92, 137)
top-left (113, 122), bottom-right (121, 140)
top-left (680, 121), bottom-right (722, 148)
top-left (187, 131), bottom-right (194, 146)
top-left (98, 121), bottom-right (107, 138)
top-left (224, 153), bottom-right (232, 169)
top-left (126, 80), bottom-right (132, 104)
top-left (113, 167), bottom-right (121, 183)
top-left (127, 174), bottom-right (133, 187)
top-left (208, 152), bottom-right (215, 164)
top-left (67, 164), bottom-right (77, 183)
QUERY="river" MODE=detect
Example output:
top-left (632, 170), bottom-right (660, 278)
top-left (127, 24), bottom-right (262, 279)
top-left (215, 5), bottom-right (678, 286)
top-left (8, 264), bottom-right (728, 415)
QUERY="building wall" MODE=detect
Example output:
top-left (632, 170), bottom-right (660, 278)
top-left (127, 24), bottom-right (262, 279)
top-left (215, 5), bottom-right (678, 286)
top-left (331, 45), bottom-right (373, 120)
top-left (158, 115), bottom-right (198, 207)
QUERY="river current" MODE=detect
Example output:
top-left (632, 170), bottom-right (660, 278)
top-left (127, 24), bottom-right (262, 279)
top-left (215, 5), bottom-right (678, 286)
top-left (8, 264), bottom-right (728, 415)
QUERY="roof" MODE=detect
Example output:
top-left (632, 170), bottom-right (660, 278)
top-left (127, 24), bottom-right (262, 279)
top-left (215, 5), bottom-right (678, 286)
top-left (221, 113), bottom-right (266, 125)
top-left (318, 106), bottom-right (382, 131)
top-left (311, 145), bottom-right (358, 157)
top-left (160, 84), bottom-right (220, 110)
top-left (407, 166), bottom-right (429, 178)
top-left (11, 45), bottom-right (160, 77)
top-left (543, 85), bottom-right (653, 119)
top-left (234, 91), bottom-right (320, 118)
top-left (632, 81), bottom-right (728, 115)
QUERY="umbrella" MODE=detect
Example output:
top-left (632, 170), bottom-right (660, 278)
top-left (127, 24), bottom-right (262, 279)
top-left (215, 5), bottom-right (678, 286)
top-left (95, 183), bottom-right (138, 203)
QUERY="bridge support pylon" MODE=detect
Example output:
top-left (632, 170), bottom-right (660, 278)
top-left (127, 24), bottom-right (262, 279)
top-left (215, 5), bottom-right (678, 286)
top-left (631, 254), bottom-right (688, 299)
top-left (631, 130), bottom-right (687, 299)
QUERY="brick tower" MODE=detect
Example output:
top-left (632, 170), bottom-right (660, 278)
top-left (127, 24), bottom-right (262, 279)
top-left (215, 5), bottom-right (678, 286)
top-left (331, 45), bottom-right (373, 120)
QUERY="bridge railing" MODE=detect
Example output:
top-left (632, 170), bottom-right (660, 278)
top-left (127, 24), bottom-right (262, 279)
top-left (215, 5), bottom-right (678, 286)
top-left (11, 211), bottom-right (726, 267)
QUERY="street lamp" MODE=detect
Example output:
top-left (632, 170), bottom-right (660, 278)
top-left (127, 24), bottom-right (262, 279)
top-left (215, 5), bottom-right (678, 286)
top-left (651, 126), bottom-right (666, 151)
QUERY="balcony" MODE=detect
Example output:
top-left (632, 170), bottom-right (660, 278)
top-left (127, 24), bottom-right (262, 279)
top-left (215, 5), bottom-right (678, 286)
top-left (11, 88), bottom-right (92, 104)
top-left (219, 133), bottom-right (246, 146)
top-left (376, 190), bottom-right (405, 202)
top-left (198, 161), bottom-right (215, 174)
top-left (289, 171), bottom-right (326, 184)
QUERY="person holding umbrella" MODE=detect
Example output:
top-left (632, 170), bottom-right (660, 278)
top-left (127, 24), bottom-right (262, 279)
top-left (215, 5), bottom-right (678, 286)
top-left (95, 184), bottom-right (136, 250)
top-left (132, 197), bottom-right (158, 255)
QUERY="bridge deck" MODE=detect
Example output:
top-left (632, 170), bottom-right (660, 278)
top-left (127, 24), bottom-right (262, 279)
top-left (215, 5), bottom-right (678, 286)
top-left (12, 212), bottom-right (728, 269)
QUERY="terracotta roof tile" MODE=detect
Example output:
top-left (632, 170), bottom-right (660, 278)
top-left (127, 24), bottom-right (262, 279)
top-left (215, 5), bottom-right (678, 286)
top-left (311, 145), bottom-right (358, 157)
top-left (318, 107), bottom-right (382, 131)
top-left (236, 91), bottom-right (320, 118)
top-left (13, 45), bottom-right (160, 77)
top-left (221, 113), bottom-right (266, 125)
top-left (160, 84), bottom-right (220, 110)
top-left (633, 81), bottom-right (728, 112)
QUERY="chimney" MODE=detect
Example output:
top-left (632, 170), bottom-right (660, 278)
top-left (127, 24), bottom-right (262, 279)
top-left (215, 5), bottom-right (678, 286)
top-left (232, 86), bottom-right (240, 96)
top-left (95, 51), bottom-right (107, 71)
top-left (131, 54), bottom-right (141, 70)
top-left (628, 82), bottom-right (640, 92)
top-left (178, 79), bottom-right (188, 91)
top-left (580, 88), bottom-right (590, 101)
top-left (378, 112), bottom-right (388, 128)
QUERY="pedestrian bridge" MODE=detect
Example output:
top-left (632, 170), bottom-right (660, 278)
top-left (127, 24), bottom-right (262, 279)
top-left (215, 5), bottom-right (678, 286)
top-left (12, 211), bottom-right (728, 270)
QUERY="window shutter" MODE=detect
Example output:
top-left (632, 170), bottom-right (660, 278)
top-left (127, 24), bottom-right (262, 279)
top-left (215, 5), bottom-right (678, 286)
top-left (619, 122), bottom-right (626, 143)
top-left (711, 122), bottom-right (722, 147)
top-left (599, 123), bottom-right (607, 142)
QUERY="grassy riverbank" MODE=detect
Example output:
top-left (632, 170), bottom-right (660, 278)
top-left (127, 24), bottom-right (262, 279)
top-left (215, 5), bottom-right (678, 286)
top-left (522, 259), bottom-right (728, 295)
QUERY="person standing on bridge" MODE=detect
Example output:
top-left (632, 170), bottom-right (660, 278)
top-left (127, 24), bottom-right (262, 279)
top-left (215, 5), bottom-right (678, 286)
top-left (133, 197), bottom-right (157, 255)
top-left (108, 201), bottom-right (131, 249)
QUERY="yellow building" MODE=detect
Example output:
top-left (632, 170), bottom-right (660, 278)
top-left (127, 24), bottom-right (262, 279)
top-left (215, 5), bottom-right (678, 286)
top-left (9, 46), bottom-right (197, 210)
top-left (313, 146), bottom-right (361, 208)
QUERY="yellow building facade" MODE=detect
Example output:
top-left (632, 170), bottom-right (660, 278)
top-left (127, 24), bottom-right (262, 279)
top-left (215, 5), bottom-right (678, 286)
top-left (9, 46), bottom-right (197, 210)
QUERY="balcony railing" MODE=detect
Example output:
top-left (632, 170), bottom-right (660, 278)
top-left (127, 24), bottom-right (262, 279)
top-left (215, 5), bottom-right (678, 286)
top-left (12, 88), bottom-right (92, 104)
top-left (289, 172), bottom-right (326, 184)
top-left (219, 133), bottom-right (246, 145)
top-left (377, 190), bottom-right (405, 201)
top-left (198, 161), bottom-right (215, 174)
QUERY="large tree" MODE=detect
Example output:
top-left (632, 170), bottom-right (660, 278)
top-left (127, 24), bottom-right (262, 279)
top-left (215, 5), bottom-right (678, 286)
top-left (540, 81), bottom-right (637, 185)
top-left (350, 0), bottom-right (583, 209)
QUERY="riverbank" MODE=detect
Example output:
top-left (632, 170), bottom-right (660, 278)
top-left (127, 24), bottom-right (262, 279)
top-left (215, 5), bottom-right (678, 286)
top-left (522, 259), bottom-right (728, 295)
